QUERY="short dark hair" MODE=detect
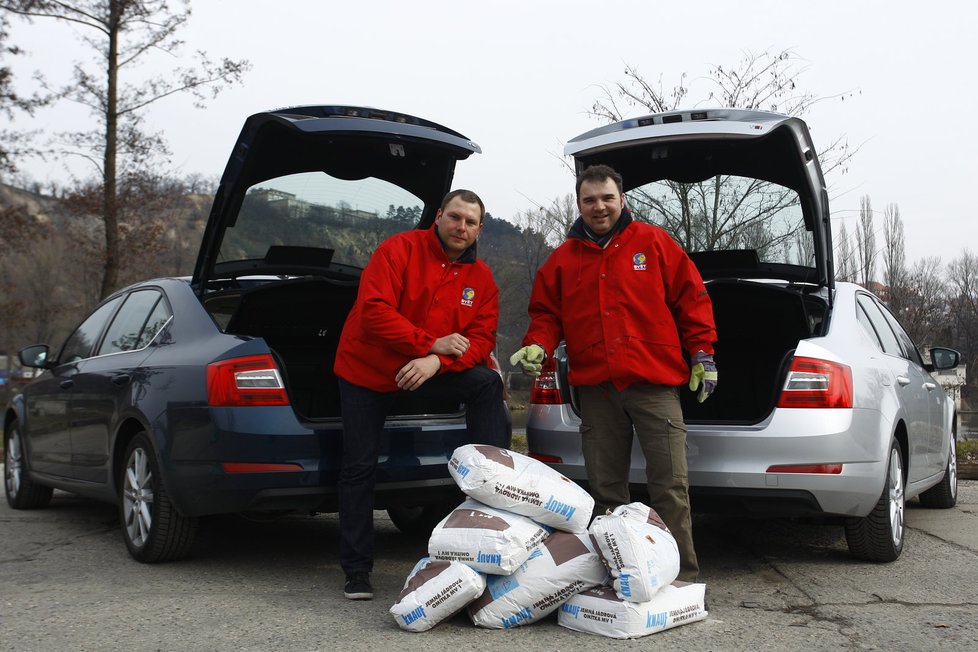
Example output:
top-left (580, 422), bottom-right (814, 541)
top-left (575, 164), bottom-right (623, 198)
top-left (441, 189), bottom-right (486, 223)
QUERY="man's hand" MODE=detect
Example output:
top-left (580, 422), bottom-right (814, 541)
top-left (396, 354), bottom-right (441, 391)
top-left (509, 344), bottom-right (546, 376)
top-left (431, 333), bottom-right (470, 357)
top-left (689, 351), bottom-right (718, 403)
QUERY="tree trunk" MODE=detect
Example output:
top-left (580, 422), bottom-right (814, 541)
top-left (99, 0), bottom-right (121, 300)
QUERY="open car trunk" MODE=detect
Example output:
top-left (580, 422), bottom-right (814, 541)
top-left (679, 280), bottom-right (828, 423)
top-left (190, 106), bottom-right (484, 423)
top-left (203, 277), bottom-right (464, 421)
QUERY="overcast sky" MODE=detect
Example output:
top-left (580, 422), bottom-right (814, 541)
top-left (5, 0), bottom-right (977, 264)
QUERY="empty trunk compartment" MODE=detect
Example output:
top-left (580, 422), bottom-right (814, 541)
top-left (680, 281), bottom-right (827, 423)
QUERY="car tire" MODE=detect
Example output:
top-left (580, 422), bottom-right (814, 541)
top-left (119, 432), bottom-right (198, 562)
top-left (844, 440), bottom-right (905, 562)
top-left (918, 432), bottom-right (957, 509)
top-left (4, 420), bottom-right (54, 509)
top-left (387, 499), bottom-right (461, 536)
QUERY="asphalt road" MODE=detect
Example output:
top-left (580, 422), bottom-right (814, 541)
top-left (1, 479), bottom-right (977, 652)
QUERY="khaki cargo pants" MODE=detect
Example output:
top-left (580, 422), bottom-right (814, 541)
top-left (578, 382), bottom-right (699, 581)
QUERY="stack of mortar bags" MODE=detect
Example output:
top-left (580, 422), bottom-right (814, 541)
top-left (558, 502), bottom-right (709, 639)
top-left (390, 444), bottom-right (607, 631)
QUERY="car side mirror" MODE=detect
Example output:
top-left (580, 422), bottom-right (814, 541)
top-left (928, 347), bottom-right (960, 371)
top-left (18, 344), bottom-right (51, 369)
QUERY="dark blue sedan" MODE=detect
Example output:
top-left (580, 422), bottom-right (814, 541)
top-left (3, 105), bottom-right (509, 561)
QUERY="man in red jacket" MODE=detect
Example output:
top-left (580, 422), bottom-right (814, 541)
top-left (511, 165), bottom-right (717, 581)
top-left (334, 189), bottom-right (508, 600)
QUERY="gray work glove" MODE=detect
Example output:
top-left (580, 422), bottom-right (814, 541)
top-left (689, 351), bottom-right (718, 403)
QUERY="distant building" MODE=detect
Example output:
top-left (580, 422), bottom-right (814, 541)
top-left (860, 281), bottom-right (890, 303)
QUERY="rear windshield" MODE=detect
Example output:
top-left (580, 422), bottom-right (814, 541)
top-left (218, 171), bottom-right (424, 269)
top-left (625, 175), bottom-right (812, 267)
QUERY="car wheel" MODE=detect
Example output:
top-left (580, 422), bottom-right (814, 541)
top-left (387, 500), bottom-right (460, 536)
top-left (120, 432), bottom-right (198, 562)
top-left (918, 432), bottom-right (957, 509)
top-left (844, 440), bottom-right (905, 562)
top-left (4, 420), bottom-right (54, 509)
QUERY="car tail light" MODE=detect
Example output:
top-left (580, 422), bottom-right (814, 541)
top-left (777, 356), bottom-right (852, 409)
top-left (530, 368), bottom-right (564, 405)
top-left (487, 353), bottom-right (509, 401)
top-left (766, 463), bottom-right (843, 474)
top-left (207, 354), bottom-right (289, 406)
top-left (529, 453), bottom-right (564, 464)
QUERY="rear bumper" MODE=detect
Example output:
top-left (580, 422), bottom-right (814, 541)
top-left (527, 403), bottom-right (890, 518)
top-left (161, 405), bottom-right (475, 517)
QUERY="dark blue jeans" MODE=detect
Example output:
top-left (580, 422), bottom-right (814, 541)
top-left (338, 364), bottom-right (508, 573)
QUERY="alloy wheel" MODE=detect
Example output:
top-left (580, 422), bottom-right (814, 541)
top-left (887, 446), bottom-right (905, 549)
top-left (5, 428), bottom-right (23, 498)
top-left (122, 446), bottom-right (155, 548)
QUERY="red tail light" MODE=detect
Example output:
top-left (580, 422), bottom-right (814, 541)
top-left (207, 354), bottom-right (289, 406)
top-left (487, 353), bottom-right (509, 401)
top-left (529, 453), bottom-right (564, 464)
top-left (530, 369), bottom-right (564, 405)
top-left (767, 463), bottom-right (843, 474)
top-left (777, 356), bottom-right (852, 409)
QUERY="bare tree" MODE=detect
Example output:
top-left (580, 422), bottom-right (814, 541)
top-left (512, 207), bottom-right (556, 298)
top-left (881, 202), bottom-right (907, 306)
top-left (834, 221), bottom-right (857, 282)
top-left (587, 49), bottom-right (856, 255)
top-left (0, 11), bottom-right (48, 176)
top-left (900, 257), bottom-right (948, 349)
top-left (1, 0), bottom-right (249, 299)
top-left (855, 195), bottom-right (876, 286)
top-left (946, 250), bottom-right (978, 382)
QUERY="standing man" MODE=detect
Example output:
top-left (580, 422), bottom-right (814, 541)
top-left (334, 189), bottom-right (508, 600)
top-left (511, 165), bottom-right (717, 581)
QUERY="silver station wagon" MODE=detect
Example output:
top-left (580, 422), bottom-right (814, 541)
top-left (525, 109), bottom-right (960, 562)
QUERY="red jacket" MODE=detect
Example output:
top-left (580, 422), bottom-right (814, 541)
top-left (523, 212), bottom-right (715, 390)
top-left (335, 226), bottom-right (499, 392)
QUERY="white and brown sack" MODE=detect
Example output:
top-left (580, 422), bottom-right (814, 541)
top-left (467, 530), bottom-right (608, 629)
top-left (558, 581), bottom-right (707, 639)
top-left (588, 502), bottom-right (680, 602)
top-left (448, 444), bottom-right (593, 534)
top-left (390, 557), bottom-right (486, 632)
top-left (427, 498), bottom-right (551, 575)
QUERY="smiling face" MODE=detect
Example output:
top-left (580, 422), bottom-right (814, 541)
top-left (434, 196), bottom-right (484, 261)
top-left (578, 177), bottom-right (625, 236)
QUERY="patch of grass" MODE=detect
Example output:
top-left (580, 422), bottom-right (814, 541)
top-left (511, 433), bottom-right (528, 454)
top-left (958, 438), bottom-right (978, 464)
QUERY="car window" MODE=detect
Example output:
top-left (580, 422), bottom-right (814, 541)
top-left (98, 290), bottom-right (169, 355)
top-left (218, 171), bottom-right (425, 271)
top-left (856, 302), bottom-right (884, 350)
top-left (59, 296), bottom-right (124, 364)
top-left (136, 297), bottom-right (172, 348)
top-left (856, 294), bottom-right (903, 357)
top-left (625, 175), bottom-right (809, 265)
top-left (877, 301), bottom-right (924, 366)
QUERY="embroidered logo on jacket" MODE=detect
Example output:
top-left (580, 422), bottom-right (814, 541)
top-left (633, 252), bottom-right (647, 271)
top-left (461, 287), bottom-right (475, 307)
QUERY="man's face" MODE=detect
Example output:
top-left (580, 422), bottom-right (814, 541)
top-left (434, 197), bottom-right (483, 260)
top-left (578, 177), bottom-right (624, 236)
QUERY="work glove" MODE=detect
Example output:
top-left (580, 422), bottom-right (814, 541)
top-left (689, 351), bottom-right (718, 403)
top-left (509, 344), bottom-right (546, 377)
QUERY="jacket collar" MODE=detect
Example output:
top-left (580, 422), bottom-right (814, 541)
top-left (568, 206), bottom-right (634, 247)
top-left (430, 224), bottom-right (478, 264)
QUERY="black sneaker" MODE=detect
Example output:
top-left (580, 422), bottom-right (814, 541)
top-left (343, 572), bottom-right (373, 600)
